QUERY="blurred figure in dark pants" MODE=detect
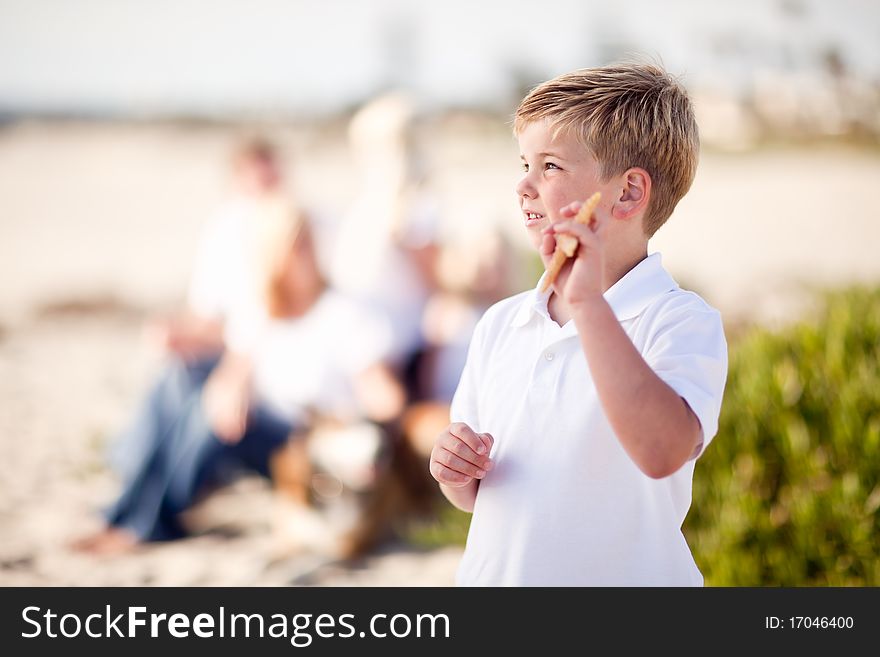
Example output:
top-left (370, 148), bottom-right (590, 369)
top-left (73, 148), bottom-right (404, 554)
top-left (106, 138), bottom-right (285, 485)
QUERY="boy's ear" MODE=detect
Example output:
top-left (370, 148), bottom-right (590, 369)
top-left (611, 167), bottom-right (651, 221)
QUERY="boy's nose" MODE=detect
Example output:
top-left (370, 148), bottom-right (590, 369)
top-left (515, 174), bottom-right (536, 199)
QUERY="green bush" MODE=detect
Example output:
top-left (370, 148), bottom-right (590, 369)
top-left (404, 502), bottom-right (472, 549)
top-left (685, 286), bottom-right (880, 585)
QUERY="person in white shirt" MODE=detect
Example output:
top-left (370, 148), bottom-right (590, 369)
top-left (99, 138), bottom-right (285, 493)
top-left (327, 92), bottom-right (441, 383)
top-left (429, 63), bottom-right (728, 586)
top-left (76, 199), bottom-right (402, 554)
top-left (151, 138), bottom-right (285, 363)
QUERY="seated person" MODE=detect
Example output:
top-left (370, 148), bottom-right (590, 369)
top-left (74, 201), bottom-right (403, 554)
top-left (106, 137), bottom-right (286, 482)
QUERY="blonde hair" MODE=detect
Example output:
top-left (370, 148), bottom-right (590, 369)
top-left (514, 62), bottom-right (699, 237)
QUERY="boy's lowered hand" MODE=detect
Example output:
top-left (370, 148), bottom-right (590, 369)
top-left (430, 423), bottom-right (494, 512)
top-left (430, 423), bottom-right (494, 487)
top-left (541, 200), bottom-right (606, 307)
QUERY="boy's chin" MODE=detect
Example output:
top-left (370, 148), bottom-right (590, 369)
top-left (525, 226), bottom-right (545, 251)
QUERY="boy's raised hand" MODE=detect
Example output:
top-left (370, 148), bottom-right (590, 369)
top-left (430, 423), bottom-right (494, 488)
top-left (541, 200), bottom-right (607, 307)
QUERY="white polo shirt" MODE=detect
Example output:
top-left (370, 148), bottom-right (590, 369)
top-left (451, 253), bottom-right (728, 586)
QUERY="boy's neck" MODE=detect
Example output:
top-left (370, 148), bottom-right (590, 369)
top-left (547, 247), bottom-right (648, 326)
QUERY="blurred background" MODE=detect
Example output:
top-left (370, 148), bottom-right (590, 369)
top-left (0, 0), bottom-right (878, 586)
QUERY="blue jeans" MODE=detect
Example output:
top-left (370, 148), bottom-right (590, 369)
top-left (105, 357), bottom-right (293, 541)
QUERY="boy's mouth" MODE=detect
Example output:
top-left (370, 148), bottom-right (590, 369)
top-left (523, 211), bottom-right (545, 227)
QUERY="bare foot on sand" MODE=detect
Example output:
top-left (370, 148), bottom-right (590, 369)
top-left (69, 528), bottom-right (140, 556)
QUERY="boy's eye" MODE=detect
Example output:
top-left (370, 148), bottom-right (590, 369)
top-left (544, 162), bottom-right (560, 171)
top-left (521, 162), bottom-right (529, 172)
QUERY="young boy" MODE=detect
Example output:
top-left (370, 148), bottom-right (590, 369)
top-left (429, 63), bottom-right (728, 586)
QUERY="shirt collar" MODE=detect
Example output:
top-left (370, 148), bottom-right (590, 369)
top-left (510, 252), bottom-right (678, 328)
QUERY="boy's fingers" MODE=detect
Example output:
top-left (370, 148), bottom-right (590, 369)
top-left (442, 435), bottom-right (493, 469)
top-left (436, 448), bottom-right (489, 479)
top-left (479, 432), bottom-right (494, 451)
top-left (430, 462), bottom-right (472, 487)
top-left (448, 422), bottom-right (488, 456)
top-left (551, 221), bottom-right (597, 244)
top-left (559, 201), bottom-right (582, 218)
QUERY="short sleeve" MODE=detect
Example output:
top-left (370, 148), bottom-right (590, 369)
top-left (449, 315), bottom-right (485, 431)
top-left (644, 300), bottom-right (728, 459)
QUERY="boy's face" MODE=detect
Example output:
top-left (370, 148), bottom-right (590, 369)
top-left (516, 119), bottom-right (610, 250)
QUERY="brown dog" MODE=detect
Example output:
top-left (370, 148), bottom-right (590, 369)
top-left (269, 414), bottom-right (437, 561)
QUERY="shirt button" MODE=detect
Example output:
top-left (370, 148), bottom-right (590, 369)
top-left (544, 351), bottom-right (555, 361)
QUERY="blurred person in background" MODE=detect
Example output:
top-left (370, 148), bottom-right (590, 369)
top-left (152, 138), bottom-right (284, 362)
top-left (73, 193), bottom-right (405, 554)
top-left (401, 228), bottom-right (519, 459)
top-left (326, 93), bottom-right (519, 464)
top-left (106, 138), bottom-right (286, 482)
top-left (327, 92), bottom-right (441, 402)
